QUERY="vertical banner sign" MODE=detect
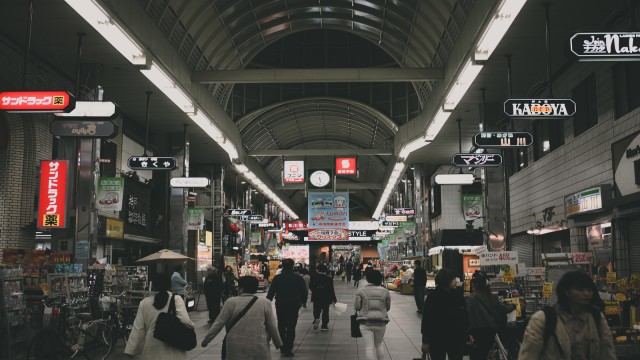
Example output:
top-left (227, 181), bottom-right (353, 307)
top-left (308, 192), bottom-right (349, 240)
top-left (462, 193), bottom-right (483, 222)
top-left (187, 208), bottom-right (205, 230)
top-left (283, 160), bottom-right (305, 183)
top-left (95, 177), bottom-right (124, 211)
top-left (37, 160), bottom-right (69, 228)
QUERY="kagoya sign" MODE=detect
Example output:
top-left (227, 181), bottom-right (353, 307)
top-left (504, 99), bottom-right (576, 118)
top-left (571, 32), bottom-right (640, 60)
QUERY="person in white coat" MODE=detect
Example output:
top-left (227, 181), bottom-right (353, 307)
top-left (124, 273), bottom-right (195, 359)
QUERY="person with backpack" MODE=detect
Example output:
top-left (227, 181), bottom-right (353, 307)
top-left (309, 264), bottom-right (337, 331)
top-left (518, 271), bottom-right (616, 360)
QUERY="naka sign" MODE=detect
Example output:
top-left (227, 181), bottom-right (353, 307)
top-left (37, 160), bottom-right (69, 228)
top-left (0, 91), bottom-right (75, 113)
top-left (504, 99), bottom-right (576, 118)
top-left (335, 157), bottom-right (356, 175)
top-left (571, 32), bottom-right (640, 60)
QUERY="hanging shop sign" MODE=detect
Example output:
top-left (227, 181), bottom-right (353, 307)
top-left (123, 177), bottom-right (152, 236)
top-left (503, 99), bottom-right (576, 118)
top-left (335, 157), bottom-right (356, 175)
top-left (285, 221), bottom-right (308, 231)
top-left (612, 131), bottom-right (640, 199)
top-left (187, 208), bottom-right (205, 230)
top-left (473, 132), bottom-right (533, 148)
top-left (169, 177), bottom-right (209, 188)
top-left (258, 222), bottom-right (276, 228)
top-left (453, 153), bottom-right (502, 167)
top-left (105, 218), bottom-right (124, 239)
top-left (349, 221), bottom-right (379, 230)
top-left (0, 91), bottom-right (75, 113)
top-left (348, 230), bottom-right (376, 240)
top-left (283, 160), bottom-right (304, 183)
top-left (239, 215), bottom-right (263, 222)
top-left (50, 119), bottom-right (117, 138)
top-left (95, 177), bottom-right (124, 211)
top-left (54, 101), bottom-right (116, 117)
top-left (478, 250), bottom-right (518, 265)
top-left (569, 252), bottom-right (593, 265)
top-left (127, 156), bottom-right (177, 170)
top-left (385, 215), bottom-right (407, 222)
top-left (570, 32), bottom-right (640, 60)
top-left (392, 208), bottom-right (415, 215)
top-left (382, 221), bottom-right (400, 227)
top-left (308, 192), bottom-right (349, 240)
top-left (564, 185), bottom-right (611, 217)
top-left (462, 193), bottom-right (483, 222)
top-left (37, 160), bottom-right (69, 228)
top-left (225, 208), bottom-right (252, 216)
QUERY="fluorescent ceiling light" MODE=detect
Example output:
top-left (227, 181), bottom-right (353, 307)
top-left (55, 101), bottom-right (116, 117)
top-left (65, 0), bottom-right (146, 65)
top-left (435, 174), bottom-right (474, 185)
top-left (234, 164), bottom-right (249, 174)
top-left (189, 110), bottom-right (224, 142)
top-left (398, 137), bottom-right (430, 159)
top-left (372, 162), bottom-right (405, 219)
top-left (475, 0), bottom-right (527, 61)
top-left (220, 140), bottom-right (239, 160)
top-left (443, 59), bottom-right (483, 111)
top-left (140, 61), bottom-right (195, 114)
top-left (425, 108), bottom-right (451, 141)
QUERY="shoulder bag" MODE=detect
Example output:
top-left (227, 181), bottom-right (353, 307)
top-left (154, 294), bottom-right (197, 351)
top-left (350, 311), bottom-right (362, 338)
top-left (222, 296), bottom-right (258, 360)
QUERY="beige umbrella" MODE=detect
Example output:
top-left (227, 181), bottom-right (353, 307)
top-left (135, 249), bottom-right (195, 263)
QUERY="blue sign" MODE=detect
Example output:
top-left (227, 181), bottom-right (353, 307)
top-left (307, 193), bottom-right (349, 241)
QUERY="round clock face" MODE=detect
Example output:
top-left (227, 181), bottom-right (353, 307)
top-left (309, 170), bottom-right (331, 187)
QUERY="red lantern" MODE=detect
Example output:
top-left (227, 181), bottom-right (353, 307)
top-left (230, 222), bottom-right (241, 233)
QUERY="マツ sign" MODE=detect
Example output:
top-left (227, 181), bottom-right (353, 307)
top-left (37, 160), bottom-right (69, 228)
top-left (453, 153), bottom-right (502, 167)
top-left (0, 91), bottom-right (75, 113)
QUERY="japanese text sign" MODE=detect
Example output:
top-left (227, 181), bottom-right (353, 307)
top-left (285, 221), bottom-right (308, 231)
top-left (335, 157), bottom-right (356, 175)
top-left (96, 177), bottom-right (124, 211)
top-left (283, 160), bottom-right (304, 183)
top-left (453, 153), bottom-right (502, 167)
top-left (127, 156), bottom-right (177, 170)
top-left (105, 218), bottom-right (124, 239)
top-left (473, 132), bottom-right (533, 148)
top-left (0, 91), bottom-right (75, 113)
top-left (308, 192), bottom-right (349, 240)
top-left (37, 160), bottom-right (69, 228)
top-left (478, 251), bottom-right (518, 265)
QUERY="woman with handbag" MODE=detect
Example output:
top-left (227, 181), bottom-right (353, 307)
top-left (202, 276), bottom-right (282, 360)
top-left (125, 273), bottom-right (195, 359)
top-left (354, 270), bottom-right (391, 360)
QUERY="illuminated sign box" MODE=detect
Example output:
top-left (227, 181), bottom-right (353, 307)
top-left (283, 160), bottom-right (304, 183)
top-left (37, 160), bottom-right (69, 228)
top-left (564, 185), bottom-right (611, 217)
top-left (0, 91), bottom-right (75, 113)
top-left (335, 157), bottom-right (356, 175)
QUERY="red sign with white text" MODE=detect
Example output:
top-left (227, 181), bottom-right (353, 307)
top-left (285, 221), bottom-right (308, 231)
top-left (37, 160), bottom-right (69, 228)
top-left (335, 157), bottom-right (356, 175)
top-left (0, 91), bottom-right (75, 113)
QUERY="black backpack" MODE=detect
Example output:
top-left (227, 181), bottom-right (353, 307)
top-left (542, 306), bottom-right (601, 351)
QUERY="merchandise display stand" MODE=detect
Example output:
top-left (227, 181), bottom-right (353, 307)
top-left (1, 268), bottom-right (29, 359)
top-left (47, 273), bottom-right (90, 312)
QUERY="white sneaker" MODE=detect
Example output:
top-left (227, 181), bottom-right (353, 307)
top-left (313, 319), bottom-right (319, 330)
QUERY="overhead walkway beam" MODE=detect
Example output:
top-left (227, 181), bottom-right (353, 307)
top-left (275, 182), bottom-right (383, 190)
top-left (193, 68), bottom-right (444, 83)
top-left (248, 149), bottom-right (392, 156)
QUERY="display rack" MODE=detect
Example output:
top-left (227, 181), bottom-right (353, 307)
top-left (1, 272), bottom-right (29, 359)
top-left (122, 266), bottom-right (148, 291)
top-left (518, 272), bottom-right (548, 317)
top-left (47, 273), bottom-right (90, 312)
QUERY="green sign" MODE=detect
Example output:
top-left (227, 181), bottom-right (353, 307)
top-left (187, 208), bottom-right (204, 230)
top-left (96, 177), bottom-right (124, 211)
top-left (462, 193), bottom-right (483, 222)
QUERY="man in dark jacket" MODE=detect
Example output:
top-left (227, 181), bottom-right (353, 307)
top-left (309, 264), bottom-right (337, 331)
top-left (203, 267), bottom-right (223, 323)
top-left (413, 260), bottom-right (427, 313)
top-left (345, 260), bottom-right (353, 283)
top-left (267, 258), bottom-right (308, 357)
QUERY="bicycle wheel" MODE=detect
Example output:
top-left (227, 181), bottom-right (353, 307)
top-left (27, 329), bottom-right (69, 360)
top-left (83, 323), bottom-right (113, 360)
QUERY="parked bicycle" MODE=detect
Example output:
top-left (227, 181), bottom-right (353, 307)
top-left (27, 302), bottom-right (113, 360)
top-left (487, 333), bottom-right (521, 360)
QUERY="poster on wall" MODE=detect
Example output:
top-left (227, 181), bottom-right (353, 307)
top-left (96, 177), bottom-right (124, 211)
top-left (462, 193), bottom-right (483, 221)
top-left (187, 208), bottom-right (204, 230)
top-left (250, 232), bottom-right (262, 246)
top-left (307, 192), bottom-right (349, 240)
top-left (279, 244), bottom-right (310, 264)
top-left (224, 256), bottom-right (238, 275)
top-left (612, 130), bottom-right (640, 199)
top-left (37, 160), bottom-right (69, 228)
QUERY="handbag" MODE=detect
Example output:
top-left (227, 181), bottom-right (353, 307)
top-left (222, 296), bottom-right (258, 360)
top-left (154, 294), bottom-right (197, 351)
top-left (350, 311), bottom-right (362, 338)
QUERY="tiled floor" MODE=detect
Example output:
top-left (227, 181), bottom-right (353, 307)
top-left (110, 278), bottom-right (428, 359)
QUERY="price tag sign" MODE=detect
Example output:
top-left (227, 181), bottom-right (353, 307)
top-left (631, 274), bottom-right (640, 290)
top-left (479, 251), bottom-right (518, 265)
top-left (607, 271), bottom-right (617, 284)
top-left (616, 293), bottom-right (627, 303)
top-left (502, 268), bottom-right (515, 283)
top-left (504, 298), bottom-right (521, 317)
top-left (617, 278), bottom-right (628, 293)
top-left (542, 282), bottom-right (554, 299)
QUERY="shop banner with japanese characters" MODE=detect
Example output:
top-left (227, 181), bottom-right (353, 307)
top-left (187, 208), bottom-right (204, 230)
top-left (479, 250), bottom-right (518, 265)
top-left (96, 177), bottom-right (124, 211)
top-left (37, 160), bottom-right (69, 228)
top-left (0, 91), bottom-right (75, 113)
top-left (123, 177), bottom-right (151, 236)
top-left (308, 192), bottom-right (349, 240)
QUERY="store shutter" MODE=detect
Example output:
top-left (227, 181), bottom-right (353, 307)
top-left (627, 218), bottom-right (640, 274)
top-left (511, 232), bottom-right (534, 267)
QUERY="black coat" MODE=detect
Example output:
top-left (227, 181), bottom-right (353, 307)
top-left (266, 270), bottom-right (308, 305)
top-left (203, 273), bottom-right (223, 299)
top-left (421, 286), bottom-right (468, 345)
top-left (309, 273), bottom-right (337, 304)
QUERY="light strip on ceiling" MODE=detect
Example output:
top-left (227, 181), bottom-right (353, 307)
top-left (435, 174), bottom-right (475, 185)
top-left (232, 163), bottom-right (298, 219)
top-left (475, 0), bottom-right (528, 62)
top-left (65, 0), bottom-right (146, 65)
top-left (140, 61), bottom-right (195, 114)
top-left (372, 162), bottom-right (406, 219)
top-left (425, 108), bottom-right (452, 141)
top-left (443, 59), bottom-right (483, 111)
top-left (398, 137), bottom-right (431, 160)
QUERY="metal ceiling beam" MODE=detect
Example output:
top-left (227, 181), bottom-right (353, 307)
top-left (193, 68), bottom-right (443, 83)
top-left (276, 182), bottom-right (383, 190)
top-left (248, 149), bottom-right (392, 156)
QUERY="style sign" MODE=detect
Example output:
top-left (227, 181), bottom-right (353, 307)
top-left (50, 120), bottom-right (117, 138)
top-left (335, 157), bottom-right (356, 175)
top-left (283, 160), bottom-right (304, 183)
top-left (0, 91), bottom-right (75, 113)
top-left (571, 32), bottom-right (640, 60)
top-left (37, 160), bottom-right (69, 228)
top-left (504, 99), bottom-right (576, 117)
top-left (473, 132), bottom-right (533, 148)
top-left (95, 177), bottom-right (124, 212)
top-left (170, 177), bottom-right (209, 188)
top-left (128, 156), bottom-right (177, 170)
top-left (453, 153), bottom-right (502, 167)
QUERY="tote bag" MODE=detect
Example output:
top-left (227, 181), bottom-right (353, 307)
top-left (350, 312), bottom-right (362, 338)
top-left (154, 295), bottom-right (197, 351)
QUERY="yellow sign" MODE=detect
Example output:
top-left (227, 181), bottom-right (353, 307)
top-left (617, 278), bottom-right (628, 293)
top-left (542, 282), bottom-right (554, 299)
top-left (616, 293), bottom-right (627, 303)
top-left (504, 297), bottom-right (521, 317)
top-left (607, 272), bottom-right (617, 284)
top-left (631, 274), bottom-right (640, 290)
top-left (105, 218), bottom-right (124, 239)
top-left (502, 268), bottom-right (514, 283)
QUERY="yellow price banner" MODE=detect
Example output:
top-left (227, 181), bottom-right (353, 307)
top-left (607, 271), bottom-right (617, 283)
top-left (631, 274), bottom-right (640, 290)
top-left (616, 293), bottom-right (627, 303)
top-left (502, 268), bottom-right (514, 283)
top-left (542, 282), bottom-right (553, 299)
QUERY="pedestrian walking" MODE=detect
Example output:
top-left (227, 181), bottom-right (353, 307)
top-left (309, 264), bottom-right (337, 331)
top-left (353, 263), bottom-right (362, 287)
top-left (413, 260), bottom-right (427, 314)
top-left (345, 260), bottom-right (353, 283)
top-left (354, 270), bottom-right (391, 360)
top-left (171, 264), bottom-right (188, 297)
top-left (201, 276), bottom-right (282, 360)
top-left (203, 267), bottom-right (223, 323)
top-left (300, 268), bottom-right (311, 309)
top-left (329, 262), bottom-right (337, 279)
top-left (125, 273), bottom-right (195, 359)
top-left (518, 271), bottom-right (615, 360)
top-left (266, 258), bottom-right (308, 357)
top-left (222, 265), bottom-right (239, 301)
top-left (421, 268), bottom-right (469, 360)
